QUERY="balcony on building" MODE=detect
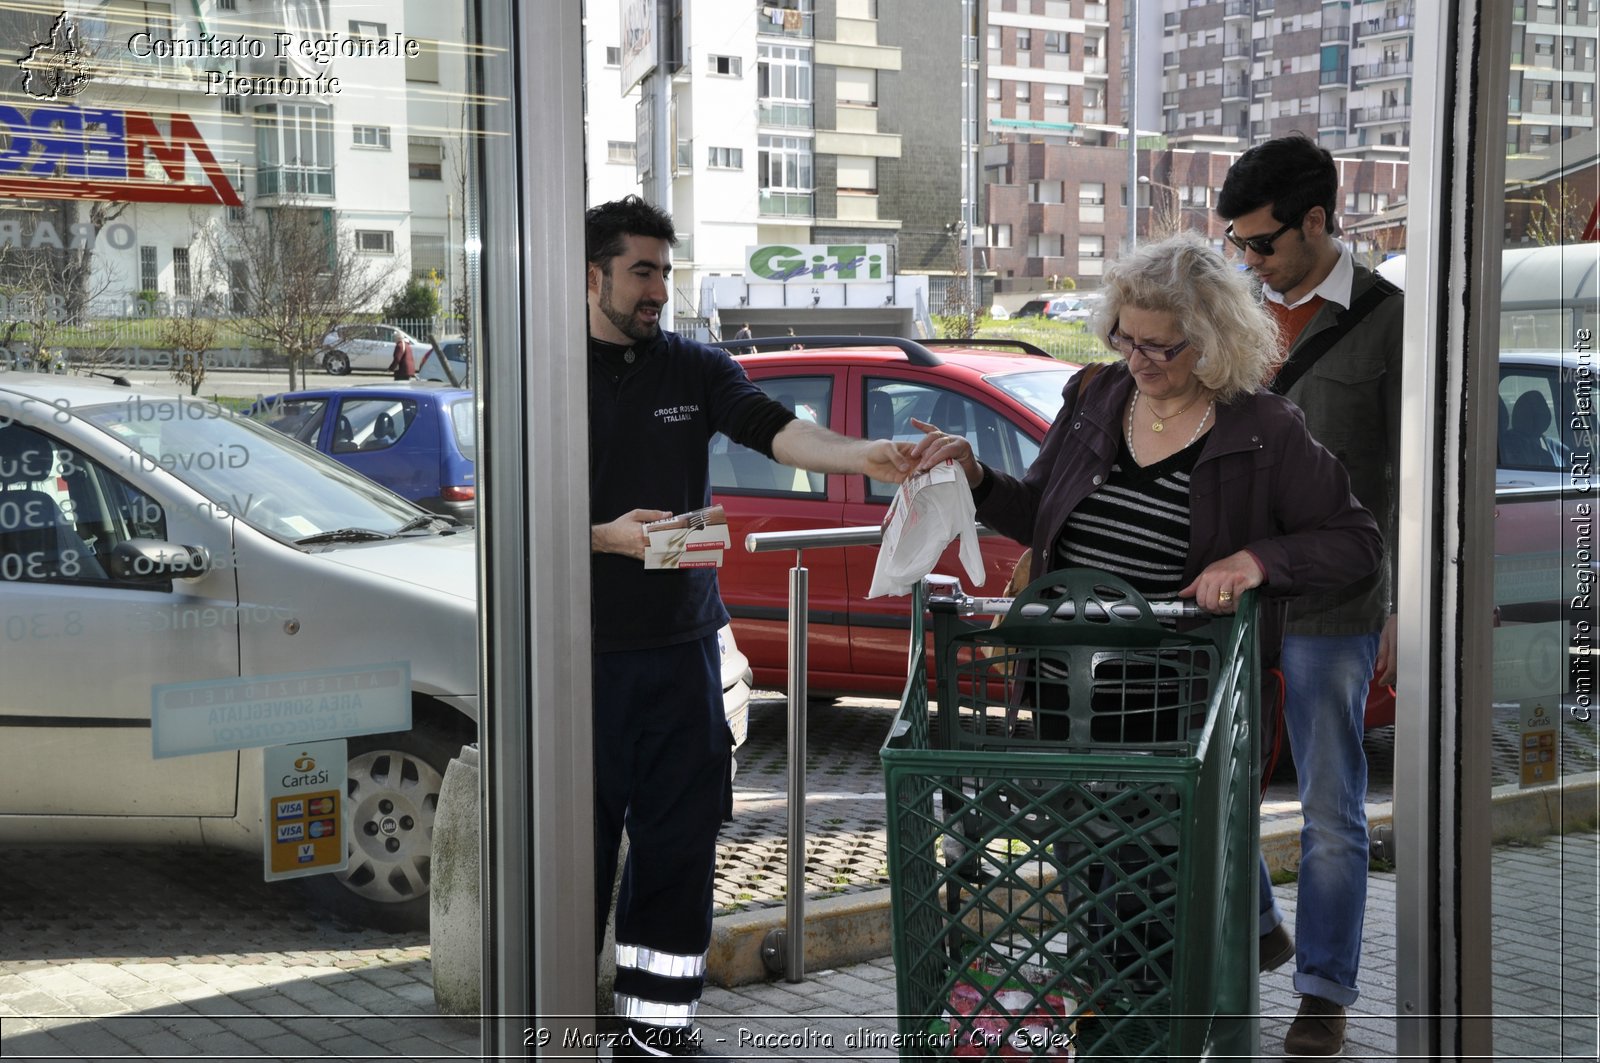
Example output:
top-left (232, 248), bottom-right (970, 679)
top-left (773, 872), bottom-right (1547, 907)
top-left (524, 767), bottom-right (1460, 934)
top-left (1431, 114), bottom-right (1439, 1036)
top-left (759, 190), bottom-right (814, 218)
top-left (1255, 0), bottom-right (1276, 13)
top-left (1224, 0), bottom-right (1253, 20)
top-left (1320, 64), bottom-right (1348, 86)
top-left (1223, 40), bottom-right (1251, 61)
top-left (1354, 3), bottom-right (1416, 41)
top-left (759, 100), bottom-right (814, 129)
top-left (1514, 0), bottom-right (1596, 26)
top-left (1351, 104), bottom-right (1412, 125)
top-left (1222, 77), bottom-right (1251, 101)
top-left (1354, 59), bottom-right (1413, 83)
top-left (1321, 22), bottom-right (1351, 43)
top-left (1254, 37), bottom-right (1274, 59)
top-left (1083, 3), bottom-right (1110, 26)
top-left (1319, 108), bottom-right (1348, 130)
top-left (758, 3), bottom-right (814, 39)
top-left (256, 165), bottom-right (335, 198)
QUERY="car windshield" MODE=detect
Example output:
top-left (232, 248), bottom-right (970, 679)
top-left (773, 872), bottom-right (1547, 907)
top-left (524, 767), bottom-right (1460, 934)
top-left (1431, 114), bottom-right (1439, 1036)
top-left (79, 397), bottom-right (424, 542)
top-left (447, 397), bottom-right (477, 459)
top-left (985, 367), bottom-right (1078, 422)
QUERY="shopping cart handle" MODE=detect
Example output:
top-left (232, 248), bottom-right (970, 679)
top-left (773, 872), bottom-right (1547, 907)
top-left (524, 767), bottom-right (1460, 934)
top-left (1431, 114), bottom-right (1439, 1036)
top-left (924, 576), bottom-right (1206, 620)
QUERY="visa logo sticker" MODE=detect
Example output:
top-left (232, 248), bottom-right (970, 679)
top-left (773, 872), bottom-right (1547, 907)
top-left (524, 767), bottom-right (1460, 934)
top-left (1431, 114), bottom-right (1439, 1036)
top-left (297, 843), bottom-right (316, 863)
top-left (276, 822), bottom-right (305, 843)
top-left (276, 799), bottom-right (305, 820)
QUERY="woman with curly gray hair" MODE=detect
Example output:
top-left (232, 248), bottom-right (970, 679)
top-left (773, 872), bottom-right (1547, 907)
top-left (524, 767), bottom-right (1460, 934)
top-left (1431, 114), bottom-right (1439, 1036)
top-left (910, 230), bottom-right (1379, 634)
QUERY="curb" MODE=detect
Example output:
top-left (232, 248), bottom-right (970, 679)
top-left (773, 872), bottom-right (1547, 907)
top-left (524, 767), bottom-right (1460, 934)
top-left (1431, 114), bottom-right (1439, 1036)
top-left (706, 772), bottom-right (1600, 988)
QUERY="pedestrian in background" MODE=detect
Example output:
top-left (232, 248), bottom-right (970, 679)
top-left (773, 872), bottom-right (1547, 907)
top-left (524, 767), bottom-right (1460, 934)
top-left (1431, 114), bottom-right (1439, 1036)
top-left (388, 335), bottom-right (416, 380)
top-left (1217, 133), bottom-right (1403, 1058)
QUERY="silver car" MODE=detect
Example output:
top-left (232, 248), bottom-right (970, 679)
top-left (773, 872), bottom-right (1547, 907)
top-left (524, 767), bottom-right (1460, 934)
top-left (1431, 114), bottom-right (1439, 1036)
top-left (320, 323), bottom-right (435, 376)
top-left (0, 374), bottom-right (749, 929)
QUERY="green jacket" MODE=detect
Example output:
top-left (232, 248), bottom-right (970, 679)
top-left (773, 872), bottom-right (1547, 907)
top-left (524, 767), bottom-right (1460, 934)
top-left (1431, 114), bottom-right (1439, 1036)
top-left (1277, 262), bottom-right (1403, 636)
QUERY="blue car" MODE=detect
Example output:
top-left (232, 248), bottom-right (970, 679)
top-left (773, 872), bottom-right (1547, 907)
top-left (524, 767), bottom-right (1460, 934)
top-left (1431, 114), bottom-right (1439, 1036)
top-left (247, 383), bottom-right (477, 524)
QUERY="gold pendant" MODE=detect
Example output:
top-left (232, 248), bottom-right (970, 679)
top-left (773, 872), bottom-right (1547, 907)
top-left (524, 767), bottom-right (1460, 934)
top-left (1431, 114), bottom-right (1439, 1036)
top-left (1151, 421), bottom-right (1165, 432)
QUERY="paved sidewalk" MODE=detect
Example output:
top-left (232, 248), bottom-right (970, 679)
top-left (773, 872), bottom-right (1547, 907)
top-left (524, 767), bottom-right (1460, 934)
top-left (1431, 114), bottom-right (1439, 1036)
top-left (4, 834), bottom-right (1595, 1060)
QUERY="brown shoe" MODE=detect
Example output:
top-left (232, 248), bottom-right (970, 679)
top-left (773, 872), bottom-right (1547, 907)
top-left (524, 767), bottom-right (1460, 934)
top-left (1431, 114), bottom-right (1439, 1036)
top-left (1284, 994), bottom-right (1347, 1057)
top-left (1258, 921), bottom-right (1295, 972)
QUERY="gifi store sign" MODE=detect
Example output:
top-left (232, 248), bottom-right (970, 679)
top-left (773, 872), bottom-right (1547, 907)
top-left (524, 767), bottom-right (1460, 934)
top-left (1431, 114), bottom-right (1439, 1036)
top-left (0, 103), bottom-right (242, 207)
top-left (746, 243), bottom-right (887, 284)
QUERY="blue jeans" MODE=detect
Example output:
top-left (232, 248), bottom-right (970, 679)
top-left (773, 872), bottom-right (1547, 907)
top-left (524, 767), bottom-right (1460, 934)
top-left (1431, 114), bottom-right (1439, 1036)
top-left (1258, 631), bottom-right (1379, 1007)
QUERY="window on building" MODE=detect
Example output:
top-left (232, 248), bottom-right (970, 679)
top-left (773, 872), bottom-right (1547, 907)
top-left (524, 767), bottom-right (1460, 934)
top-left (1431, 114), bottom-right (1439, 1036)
top-left (989, 223), bottom-right (1012, 248)
top-left (706, 146), bottom-right (743, 169)
top-left (222, 95), bottom-right (241, 115)
top-left (709, 54), bottom-right (742, 76)
top-left (1016, 29), bottom-right (1031, 49)
top-left (1528, 124), bottom-right (1552, 147)
top-left (411, 234), bottom-right (447, 277)
top-left (1016, 81), bottom-right (1031, 101)
top-left (1084, 36), bottom-right (1100, 58)
top-left (606, 45), bottom-right (622, 66)
top-left (407, 39), bottom-right (440, 82)
top-left (1078, 181), bottom-right (1105, 205)
top-left (1026, 232), bottom-right (1063, 257)
top-left (1027, 180), bottom-right (1063, 204)
top-left (139, 245), bottom-right (158, 294)
top-left (172, 246), bottom-right (190, 298)
top-left (987, 79), bottom-right (1001, 100)
top-left (355, 230), bottom-right (395, 255)
top-left (1044, 84), bottom-right (1068, 104)
top-left (1044, 31), bottom-right (1069, 54)
top-left (1078, 235), bottom-right (1105, 259)
top-left (758, 44), bottom-right (812, 102)
top-left (349, 20), bottom-right (387, 36)
top-left (254, 103), bottom-right (334, 196)
top-left (608, 140), bottom-right (637, 165)
top-left (837, 155), bottom-right (876, 194)
top-left (216, 0), bottom-right (235, 9)
top-left (1533, 81), bottom-right (1554, 102)
top-left (987, 26), bottom-right (1000, 49)
top-left (408, 138), bottom-right (443, 180)
top-left (352, 125), bottom-right (391, 149)
top-left (758, 135), bottom-right (813, 192)
top-left (837, 68), bottom-right (877, 105)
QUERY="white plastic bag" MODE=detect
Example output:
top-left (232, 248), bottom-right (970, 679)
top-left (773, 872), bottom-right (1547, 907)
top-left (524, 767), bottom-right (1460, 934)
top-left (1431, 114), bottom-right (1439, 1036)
top-left (867, 459), bottom-right (985, 598)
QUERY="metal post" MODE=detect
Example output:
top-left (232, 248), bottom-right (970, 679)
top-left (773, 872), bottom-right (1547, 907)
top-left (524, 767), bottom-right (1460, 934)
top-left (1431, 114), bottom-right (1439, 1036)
top-left (1126, 0), bottom-right (1138, 252)
top-left (784, 557), bottom-right (809, 982)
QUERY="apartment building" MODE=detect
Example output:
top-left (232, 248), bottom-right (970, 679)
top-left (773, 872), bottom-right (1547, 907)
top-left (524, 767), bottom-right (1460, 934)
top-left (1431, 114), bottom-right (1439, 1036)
top-left (583, 0), bottom-right (960, 335)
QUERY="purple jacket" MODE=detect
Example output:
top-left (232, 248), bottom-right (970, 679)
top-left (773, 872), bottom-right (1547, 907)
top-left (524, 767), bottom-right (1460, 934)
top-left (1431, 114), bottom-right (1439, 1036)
top-left (973, 362), bottom-right (1382, 662)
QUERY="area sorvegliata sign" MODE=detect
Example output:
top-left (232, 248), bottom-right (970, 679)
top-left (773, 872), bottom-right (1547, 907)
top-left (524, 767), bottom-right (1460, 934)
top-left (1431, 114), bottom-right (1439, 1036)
top-left (746, 243), bottom-right (889, 284)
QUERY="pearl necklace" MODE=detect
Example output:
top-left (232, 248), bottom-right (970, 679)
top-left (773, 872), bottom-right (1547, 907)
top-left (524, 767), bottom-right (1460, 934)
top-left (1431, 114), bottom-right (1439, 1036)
top-left (1127, 392), bottom-right (1214, 465)
top-left (1143, 388), bottom-right (1203, 432)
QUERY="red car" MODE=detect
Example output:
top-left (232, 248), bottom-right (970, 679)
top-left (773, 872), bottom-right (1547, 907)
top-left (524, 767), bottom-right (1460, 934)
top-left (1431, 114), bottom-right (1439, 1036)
top-left (709, 336), bottom-right (1079, 698)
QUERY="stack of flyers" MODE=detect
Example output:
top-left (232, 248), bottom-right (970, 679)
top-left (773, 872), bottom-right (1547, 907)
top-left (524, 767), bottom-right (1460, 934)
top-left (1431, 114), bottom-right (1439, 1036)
top-left (644, 505), bottom-right (732, 569)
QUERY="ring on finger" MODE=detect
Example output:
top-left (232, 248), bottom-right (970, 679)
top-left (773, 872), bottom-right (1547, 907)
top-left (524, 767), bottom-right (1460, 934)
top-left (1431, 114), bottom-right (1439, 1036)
top-left (1218, 590), bottom-right (1233, 603)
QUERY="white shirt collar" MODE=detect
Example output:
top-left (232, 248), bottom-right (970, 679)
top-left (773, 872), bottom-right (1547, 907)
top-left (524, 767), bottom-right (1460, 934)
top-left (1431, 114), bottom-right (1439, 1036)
top-left (1263, 239), bottom-right (1354, 310)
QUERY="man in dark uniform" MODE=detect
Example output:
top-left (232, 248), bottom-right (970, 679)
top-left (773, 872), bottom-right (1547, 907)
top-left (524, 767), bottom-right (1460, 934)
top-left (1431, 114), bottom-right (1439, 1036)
top-left (586, 196), bottom-right (912, 1058)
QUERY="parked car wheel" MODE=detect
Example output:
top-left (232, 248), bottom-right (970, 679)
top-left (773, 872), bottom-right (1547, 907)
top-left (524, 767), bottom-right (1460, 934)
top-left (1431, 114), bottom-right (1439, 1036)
top-left (302, 721), bottom-right (459, 930)
top-left (324, 350), bottom-right (352, 375)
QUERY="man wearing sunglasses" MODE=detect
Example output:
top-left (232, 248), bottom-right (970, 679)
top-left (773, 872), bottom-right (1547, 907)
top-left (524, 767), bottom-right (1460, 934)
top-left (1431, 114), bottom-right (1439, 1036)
top-left (1217, 134), bottom-right (1403, 1058)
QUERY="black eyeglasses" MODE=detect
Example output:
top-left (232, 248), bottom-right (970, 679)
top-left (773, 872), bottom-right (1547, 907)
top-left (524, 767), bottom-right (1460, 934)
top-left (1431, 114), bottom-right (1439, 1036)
top-left (1107, 319), bottom-right (1191, 362)
top-left (1224, 218), bottom-right (1300, 257)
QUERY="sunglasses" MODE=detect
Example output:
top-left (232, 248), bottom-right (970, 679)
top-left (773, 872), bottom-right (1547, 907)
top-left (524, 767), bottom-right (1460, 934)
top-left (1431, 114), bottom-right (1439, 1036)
top-left (1107, 319), bottom-right (1191, 362)
top-left (1224, 217), bottom-right (1301, 257)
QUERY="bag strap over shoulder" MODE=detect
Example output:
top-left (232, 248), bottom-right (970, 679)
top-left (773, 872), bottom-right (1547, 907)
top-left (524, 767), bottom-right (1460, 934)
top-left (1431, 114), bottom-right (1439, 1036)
top-left (1269, 275), bottom-right (1399, 396)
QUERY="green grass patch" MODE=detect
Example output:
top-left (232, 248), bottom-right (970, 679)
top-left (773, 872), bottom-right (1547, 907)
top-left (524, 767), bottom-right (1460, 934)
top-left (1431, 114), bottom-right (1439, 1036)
top-left (1270, 867), bottom-right (1299, 886)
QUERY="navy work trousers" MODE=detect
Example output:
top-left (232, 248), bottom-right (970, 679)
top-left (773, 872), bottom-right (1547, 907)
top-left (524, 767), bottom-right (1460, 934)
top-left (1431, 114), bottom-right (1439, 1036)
top-left (594, 634), bottom-right (733, 1025)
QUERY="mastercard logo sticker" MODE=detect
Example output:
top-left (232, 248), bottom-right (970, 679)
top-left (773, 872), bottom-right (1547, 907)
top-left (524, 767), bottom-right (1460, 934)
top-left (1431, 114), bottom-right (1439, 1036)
top-left (307, 796), bottom-right (335, 816)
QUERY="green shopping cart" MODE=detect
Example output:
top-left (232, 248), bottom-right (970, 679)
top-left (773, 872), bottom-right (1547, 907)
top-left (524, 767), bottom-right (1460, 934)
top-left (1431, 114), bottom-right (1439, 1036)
top-left (881, 568), bottom-right (1261, 1060)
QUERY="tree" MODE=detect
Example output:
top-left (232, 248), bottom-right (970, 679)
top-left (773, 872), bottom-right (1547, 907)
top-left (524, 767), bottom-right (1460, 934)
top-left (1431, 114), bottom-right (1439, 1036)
top-left (382, 276), bottom-right (440, 323)
top-left (0, 200), bottom-right (125, 371)
top-left (1519, 182), bottom-right (1594, 247)
top-left (194, 200), bottom-right (390, 390)
top-left (157, 307), bottom-right (220, 395)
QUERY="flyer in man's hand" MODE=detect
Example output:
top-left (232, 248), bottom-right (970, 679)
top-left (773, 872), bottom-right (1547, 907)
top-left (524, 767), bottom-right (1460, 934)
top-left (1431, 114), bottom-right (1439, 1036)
top-left (644, 505), bottom-right (732, 569)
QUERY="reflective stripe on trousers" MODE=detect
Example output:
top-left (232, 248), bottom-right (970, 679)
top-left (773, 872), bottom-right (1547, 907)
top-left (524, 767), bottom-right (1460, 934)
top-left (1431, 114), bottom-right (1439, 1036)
top-left (615, 943), bottom-right (707, 980)
top-left (614, 991), bottom-right (698, 1028)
